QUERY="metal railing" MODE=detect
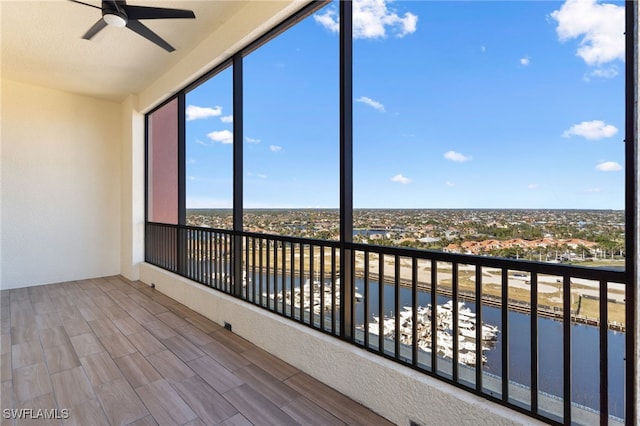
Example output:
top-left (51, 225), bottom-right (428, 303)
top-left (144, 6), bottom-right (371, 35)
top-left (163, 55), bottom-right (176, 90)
top-left (145, 221), bottom-right (627, 425)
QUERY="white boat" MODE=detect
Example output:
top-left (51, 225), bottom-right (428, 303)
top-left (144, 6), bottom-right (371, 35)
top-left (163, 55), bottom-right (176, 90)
top-left (358, 301), bottom-right (499, 367)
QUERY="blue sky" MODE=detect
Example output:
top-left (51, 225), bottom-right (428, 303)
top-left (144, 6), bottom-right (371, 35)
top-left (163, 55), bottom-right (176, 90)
top-left (185, 0), bottom-right (625, 210)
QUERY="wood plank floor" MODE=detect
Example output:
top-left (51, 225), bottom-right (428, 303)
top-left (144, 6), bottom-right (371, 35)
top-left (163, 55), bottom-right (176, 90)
top-left (0, 276), bottom-right (393, 426)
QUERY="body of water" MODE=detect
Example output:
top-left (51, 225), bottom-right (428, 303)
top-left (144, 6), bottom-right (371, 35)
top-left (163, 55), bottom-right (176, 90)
top-left (233, 269), bottom-right (625, 419)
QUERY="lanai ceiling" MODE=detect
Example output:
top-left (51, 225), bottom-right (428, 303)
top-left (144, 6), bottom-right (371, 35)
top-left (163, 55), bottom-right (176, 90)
top-left (0, 0), bottom-right (276, 102)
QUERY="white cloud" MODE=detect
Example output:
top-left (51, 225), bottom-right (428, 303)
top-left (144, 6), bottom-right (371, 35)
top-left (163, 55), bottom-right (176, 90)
top-left (391, 174), bottom-right (411, 184)
top-left (562, 120), bottom-right (618, 140)
top-left (520, 57), bottom-right (530, 66)
top-left (444, 150), bottom-right (472, 163)
top-left (583, 187), bottom-right (602, 193)
top-left (247, 172), bottom-right (268, 179)
top-left (550, 0), bottom-right (624, 66)
top-left (314, 9), bottom-right (340, 33)
top-left (596, 161), bottom-right (622, 171)
top-left (220, 115), bottom-right (233, 123)
top-left (314, 0), bottom-right (418, 39)
top-left (481, 45), bottom-right (486, 53)
top-left (445, 181), bottom-right (456, 187)
top-left (195, 139), bottom-right (207, 146)
top-left (207, 130), bottom-right (233, 144)
top-left (586, 66), bottom-right (619, 80)
top-left (246, 137), bottom-right (261, 144)
top-left (355, 96), bottom-right (385, 112)
top-left (269, 145), bottom-right (282, 152)
top-left (186, 105), bottom-right (222, 121)
top-left (527, 184), bottom-right (539, 190)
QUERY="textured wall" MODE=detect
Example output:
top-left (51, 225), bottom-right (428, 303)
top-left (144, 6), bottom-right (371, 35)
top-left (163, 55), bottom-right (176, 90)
top-left (1, 79), bottom-right (121, 288)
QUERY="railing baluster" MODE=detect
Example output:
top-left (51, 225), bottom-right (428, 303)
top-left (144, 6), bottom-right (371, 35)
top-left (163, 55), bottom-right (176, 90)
top-left (267, 241), bottom-right (278, 311)
top-left (194, 229), bottom-right (198, 282)
top-left (214, 233), bottom-right (224, 290)
top-left (290, 241), bottom-right (295, 319)
top-left (331, 247), bottom-right (337, 335)
top-left (320, 246), bottom-right (325, 331)
top-left (226, 233), bottom-right (231, 293)
top-left (198, 230), bottom-right (202, 283)
top-left (266, 239), bottom-right (271, 310)
top-left (206, 231), bottom-right (211, 287)
top-left (281, 241), bottom-right (286, 315)
top-left (245, 237), bottom-right (250, 303)
top-left (249, 237), bottom-right (254, 303)
top-left (452, 262), bottom-right (459, 382)
top-left (412, 258), bottom-right (418, 368)
top-left (217, 232), bottom-right (221, 289)
top-left (531, 272), bottom-right (539, 413)
top-left (394, 255), bottom-right (400, 360)
top-left (189, 229), bottom-right (194, 278)
top-left (163, 225), bottom-right (166, 267)
top-left (300, 243), bottom-right (305, 323)
top-left (220, 233), bottom-right (225, 290)
top-left (563, 275), bottom-right (571, 424)
top-left (502, 267), bottom-right (509, 402)
top-left (310, 245), bottom-right (315, 326)
top-left (197, 229), bottom-right (201, 282)
top-left (364, 251), bottom-right (369, 349)
top-left (192, 229), bottom-right (196, 281)
top-left (378, 254), bottom-right (385, 353)
top-left (431, 260), bottom-right (437, 374)
top-left (599, 279), bottom-right (608, 426)
top-left (476, 266), bottom-right (483, 390)
top-left (193, 229), bottom-right (201, 281)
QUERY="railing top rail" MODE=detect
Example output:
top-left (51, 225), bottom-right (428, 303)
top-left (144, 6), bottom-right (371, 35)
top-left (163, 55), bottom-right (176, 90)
top-left (147, 222), bottom-right (626, 283)
top-left (240, 230), bottom-right (342, 248)
top-left (344, 241), bottom-right (626, 282)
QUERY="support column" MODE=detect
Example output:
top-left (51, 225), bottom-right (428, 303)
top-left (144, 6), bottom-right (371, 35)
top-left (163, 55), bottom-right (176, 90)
top-left (120, 95), bottom-right (145, 280)
top-left (625, 1), bottom-right (638, 424)
top-left (233, 54), bottom-right (244, 297)
top-left (177, 92), bottom-right (187, 275)
top-left (340, 0), bottom-right (353, 341)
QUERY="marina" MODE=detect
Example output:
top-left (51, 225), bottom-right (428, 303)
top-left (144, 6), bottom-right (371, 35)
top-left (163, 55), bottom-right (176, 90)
top-left (361, 300), bottom-right (499, 366)
top-left (358, 271), bottom-right (626, 332)
top-left (265, 278), bottom-right (363, 314)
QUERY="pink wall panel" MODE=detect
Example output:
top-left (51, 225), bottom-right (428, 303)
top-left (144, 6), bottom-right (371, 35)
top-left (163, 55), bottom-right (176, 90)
top-left (148, 99), bottom-right (178, 224)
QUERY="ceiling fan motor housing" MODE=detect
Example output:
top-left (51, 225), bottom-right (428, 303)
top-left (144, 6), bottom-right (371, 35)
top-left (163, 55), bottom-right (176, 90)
top-left (102, 3), bottom-right (127, 27)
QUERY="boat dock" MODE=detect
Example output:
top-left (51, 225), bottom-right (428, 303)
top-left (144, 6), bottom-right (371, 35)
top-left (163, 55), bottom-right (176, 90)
top-left (359, 272), bottom-right (626, 333)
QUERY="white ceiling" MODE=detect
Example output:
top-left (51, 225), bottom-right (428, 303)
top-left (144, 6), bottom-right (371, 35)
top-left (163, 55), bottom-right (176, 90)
top-left (0, 0), bottom-right (252, 102)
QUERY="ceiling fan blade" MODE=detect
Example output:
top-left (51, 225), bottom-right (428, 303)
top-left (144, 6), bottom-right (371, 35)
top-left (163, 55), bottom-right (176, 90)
top-left (68, 0), bottom-right (102, 10)
top-left (82, 18), bottom-right (108, 40)
top-left (126, 19), bottom-right (175, 52)
top-left (112, 0), bottom-right (127, 12)
top-left (125, 6), bottom-right (195, 20)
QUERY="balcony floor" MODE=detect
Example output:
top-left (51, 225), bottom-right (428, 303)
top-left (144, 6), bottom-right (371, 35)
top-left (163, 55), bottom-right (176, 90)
top-left (0, 276), bottom-right (392, 426)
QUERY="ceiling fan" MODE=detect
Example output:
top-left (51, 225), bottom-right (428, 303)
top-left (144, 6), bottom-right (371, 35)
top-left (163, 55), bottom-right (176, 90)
top-left (70, 0), bottom-right (195, 52)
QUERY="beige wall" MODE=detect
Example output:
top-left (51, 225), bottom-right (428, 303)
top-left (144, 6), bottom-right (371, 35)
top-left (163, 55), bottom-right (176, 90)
top-left (1, 79), bottom-right (122, 289)
top-left (120, 95), bottom-right (145, 281)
